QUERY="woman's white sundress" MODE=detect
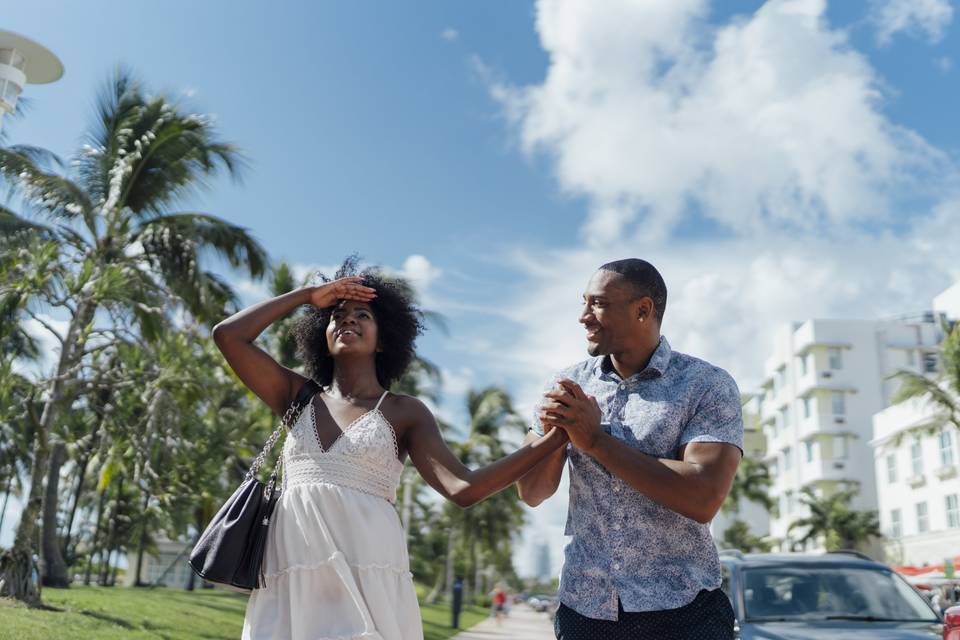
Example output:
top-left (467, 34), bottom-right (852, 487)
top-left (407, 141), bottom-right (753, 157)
top-left (242, 390), bottom-right (423, 640)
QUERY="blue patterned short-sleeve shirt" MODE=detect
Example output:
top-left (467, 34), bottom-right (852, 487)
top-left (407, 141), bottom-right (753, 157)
top-left (533, 336), bottom-right (743, 621)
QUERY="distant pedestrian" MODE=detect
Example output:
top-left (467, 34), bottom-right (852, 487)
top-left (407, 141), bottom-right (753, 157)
top-left (491, 585), bottom-right (508, 625)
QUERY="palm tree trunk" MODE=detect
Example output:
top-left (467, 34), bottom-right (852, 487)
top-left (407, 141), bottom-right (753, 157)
top-left (83, 484), bottom-right (108, 586)
top-left (41, 441), bottom-right (69, 587)
top-left (0, 298), bottom-right (95, 604)
top-left (133, 490), bottom-right (150, 586)
top-left (99, 473), bottom-right (124, 586)
top-left (61, 451), bottom-right (92, 561)
top-left (0, 478), bottom-right (11, 535)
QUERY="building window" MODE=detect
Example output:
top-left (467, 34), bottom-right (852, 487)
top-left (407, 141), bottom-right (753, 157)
top-left (886, 454), bottom-right (897, 483)
top-left (799, 355), bottom-right (808, 376)
top-left (786, 490), bottom-right (795, 514)
top-left (783, 446), bottom-right (793, 471)
top-left (906, 349), bottom-right (916, 366)
top-left (828, 347), bottom-right (843, 370)
top-left (803, 397), bottom-right (812, 419)
top-left (916, 502), bottom-right (929, 533)
top-left (775, 366), bottom-right (786, 391)
top-left (940, 431), bottom-right (955, 467)
top-left (947, 495), bottom-right (960, 529)
top-left (831, 392), bottom-right (846, 416)
top-left (780, 405), bottom-right (792, 429)
top-left (891, 508), bottom-right (902, 538)
top-left (923, 353), bottom-right (938, 374)
top-left (911, 441), bottom-right (923, 476)
top-left (805, 441), bottom-right (815, 463)
top-left (834, 436), bottom-right (847, 460)
top-left (769, 458), bottom-right (779, 479)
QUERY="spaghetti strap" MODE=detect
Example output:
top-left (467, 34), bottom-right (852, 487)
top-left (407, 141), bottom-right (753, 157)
top-left (374, 390), bottom-right (389, 412)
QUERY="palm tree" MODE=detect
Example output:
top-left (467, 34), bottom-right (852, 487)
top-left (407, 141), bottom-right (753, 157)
top-left (441, 387), bottom-right (527, 601)
top-left (788, 484), bottom-right (881, 552)
top-left (890, 320), bottom-right (959, 442)
top-left (0, 69), bottom-right (267, 602)
top-left (721, 455), bottom-right (777, 516)
top-left (721, 520), bottom-right (773, 553)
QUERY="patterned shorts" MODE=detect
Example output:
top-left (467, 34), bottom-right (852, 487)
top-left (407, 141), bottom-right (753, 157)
top-left (554, 588), bottom-right (735, 640)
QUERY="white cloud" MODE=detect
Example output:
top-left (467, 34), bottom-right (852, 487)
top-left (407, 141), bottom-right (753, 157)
top-left (936, 55), bottom-right (954, 72)
top-left (872, 0), bottom-right (954, 45)
top-left (398, 254), bottom-right (442, 298)
top-left (477, 0), bottom-right (960, 576)
top-left (492, 0), bottom-right (951, 246)
top-left (441, 27), bottom-right (459, 42)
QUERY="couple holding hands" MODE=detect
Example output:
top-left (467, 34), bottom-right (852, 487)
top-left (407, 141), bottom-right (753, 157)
top-left (215, 256), bottom-right (743, 640)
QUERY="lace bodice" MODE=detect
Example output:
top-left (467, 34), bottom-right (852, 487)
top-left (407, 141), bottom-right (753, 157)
top-left (281, 391), bottom-right (405, 503)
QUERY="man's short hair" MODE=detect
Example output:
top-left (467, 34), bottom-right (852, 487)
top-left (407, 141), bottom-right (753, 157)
top-left (599, 258), bottom-right (667, 322)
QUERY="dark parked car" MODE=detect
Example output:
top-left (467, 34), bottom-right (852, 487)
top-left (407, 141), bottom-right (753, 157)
top-left (719, 550), bottom-right (944, 639)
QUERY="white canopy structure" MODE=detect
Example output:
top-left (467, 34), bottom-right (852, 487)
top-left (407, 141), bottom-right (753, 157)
top-left (0, 30), bottom-right (63, 129)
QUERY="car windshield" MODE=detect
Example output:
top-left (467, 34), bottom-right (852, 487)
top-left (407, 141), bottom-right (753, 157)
top-left (741, 565), bottom-right (938, 622)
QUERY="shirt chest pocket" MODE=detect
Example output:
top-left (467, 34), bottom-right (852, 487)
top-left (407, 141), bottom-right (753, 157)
top-left (617, 397), bottom-right (686, 458)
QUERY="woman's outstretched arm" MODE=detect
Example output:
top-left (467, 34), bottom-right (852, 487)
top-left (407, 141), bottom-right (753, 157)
top-left (404, 398), bottom-right (569, 508)
top-left (212, 277), bottom-right (376, 416)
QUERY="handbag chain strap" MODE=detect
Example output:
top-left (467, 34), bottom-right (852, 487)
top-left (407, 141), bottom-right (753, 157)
top-left (245, 390), bottom-right (311, 499)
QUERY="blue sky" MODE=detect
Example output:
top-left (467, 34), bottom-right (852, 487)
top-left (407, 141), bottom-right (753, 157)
top-left (3, 0), bottom-right (960, 577)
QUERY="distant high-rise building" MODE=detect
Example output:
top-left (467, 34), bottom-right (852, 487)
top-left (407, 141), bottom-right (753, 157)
top-left (534, 541), bottom-right (552, 581)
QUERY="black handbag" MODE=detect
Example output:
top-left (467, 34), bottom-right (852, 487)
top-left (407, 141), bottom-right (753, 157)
top-left (188, 379), bottom-right (321, 592)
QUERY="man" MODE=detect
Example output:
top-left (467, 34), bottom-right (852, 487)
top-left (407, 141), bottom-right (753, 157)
top-left (518, 258), bottom-right (743, 640)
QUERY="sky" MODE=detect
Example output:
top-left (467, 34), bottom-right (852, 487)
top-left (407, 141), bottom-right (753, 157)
top-left (2, 0), bottom-right (960, 579)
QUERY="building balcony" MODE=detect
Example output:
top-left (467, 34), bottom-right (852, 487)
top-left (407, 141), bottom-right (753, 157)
top-left (906, 474), bottom-right (926, 488)
top-left (800, 458), bottom-right (855, 484)
top-left (797, 414), bottom-right (855, 442)
top-left (934, 464), bottom-right (957, 480)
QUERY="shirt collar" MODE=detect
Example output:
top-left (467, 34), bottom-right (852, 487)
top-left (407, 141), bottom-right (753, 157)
top-left (596, 336), bottom-right (672, 381)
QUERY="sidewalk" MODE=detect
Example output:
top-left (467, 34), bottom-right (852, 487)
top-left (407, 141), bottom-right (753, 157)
top-left (451, 604), bottom-right (555, 640)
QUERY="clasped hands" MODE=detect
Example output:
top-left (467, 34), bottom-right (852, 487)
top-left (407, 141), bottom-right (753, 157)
top-left (539, 379), bottom-right (603, 454)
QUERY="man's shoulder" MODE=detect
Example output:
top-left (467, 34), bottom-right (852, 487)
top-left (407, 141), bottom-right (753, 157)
top-left (551, 357), bottom-right (602, 382)
top-left (668, 349), bottom-right (738, 390)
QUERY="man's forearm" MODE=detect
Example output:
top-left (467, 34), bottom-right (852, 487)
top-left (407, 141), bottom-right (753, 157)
top-left (516, 432), bottom-right (568, 507)
top-left (586, 433), bottom-right (725, 524)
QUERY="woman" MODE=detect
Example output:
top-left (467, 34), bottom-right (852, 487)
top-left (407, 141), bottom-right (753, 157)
top-left (213, 259), bottom-right (568, 640)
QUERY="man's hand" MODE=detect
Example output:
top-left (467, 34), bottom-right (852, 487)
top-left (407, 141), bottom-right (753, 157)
top-left (539, 379), bottom-right (602, 453)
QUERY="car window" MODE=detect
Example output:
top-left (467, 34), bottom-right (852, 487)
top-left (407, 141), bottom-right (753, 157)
top-left (741, 565), bottom-right (938, 622)
top-left (720, 563), bottom-right (732, 601)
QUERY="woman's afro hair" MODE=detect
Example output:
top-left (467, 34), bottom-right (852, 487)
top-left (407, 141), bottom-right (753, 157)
top-left (292, 255), bottom-right (424, 389)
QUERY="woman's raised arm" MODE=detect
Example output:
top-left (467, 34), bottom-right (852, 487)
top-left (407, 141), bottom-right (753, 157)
top-left (212, 277), bottom-right (376, 416)
top-left (404, 398), bottom-right (569, 508)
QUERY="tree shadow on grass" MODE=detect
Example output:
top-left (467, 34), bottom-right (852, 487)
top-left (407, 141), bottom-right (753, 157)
top-left (163, 591), bottom-right (247, 615)
top-left (77, 608), bottom-right (135, 629)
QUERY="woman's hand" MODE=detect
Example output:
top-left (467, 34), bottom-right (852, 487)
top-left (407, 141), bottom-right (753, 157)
top-left (540, 379), bottom-right (602, 454)
top-left (307, 276), bottom-right (377, 308)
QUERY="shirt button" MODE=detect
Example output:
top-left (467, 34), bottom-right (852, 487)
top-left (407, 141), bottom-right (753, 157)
top-left (613, 562), bottom-right (621, 570)
top-left (613, 485), bottom-right (621, 492)
top-left (613, 524), bottom-right (621, 531)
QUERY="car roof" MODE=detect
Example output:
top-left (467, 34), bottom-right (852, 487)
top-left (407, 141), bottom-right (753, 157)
top-left (719, 551), bottom-right (889, 570)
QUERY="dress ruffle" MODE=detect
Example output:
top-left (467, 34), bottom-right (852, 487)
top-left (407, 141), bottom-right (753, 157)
top-left (242, 482), bottom-right (422, 640)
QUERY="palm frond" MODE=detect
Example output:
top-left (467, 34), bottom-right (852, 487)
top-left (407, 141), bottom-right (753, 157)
top-left (0, 205), bottom-right (55, 238)
top-left (135, 212), bottom-right (267, 278)
top-left (0, 147), bottom-right (95, 224)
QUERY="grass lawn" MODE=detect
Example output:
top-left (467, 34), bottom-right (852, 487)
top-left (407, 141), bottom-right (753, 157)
top-left (0, 585), bottom-right (488, 640)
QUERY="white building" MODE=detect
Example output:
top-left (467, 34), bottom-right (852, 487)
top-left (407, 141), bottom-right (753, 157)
top-left (871, 396), bottom-right (959, 566)
top-left (870, 283), bottom-right (960, 567)
top-left (122, 537), bottom-right (194, 588)
top-left (758, 316), bottom-right (943, 552)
